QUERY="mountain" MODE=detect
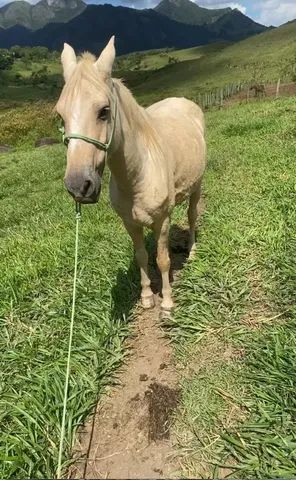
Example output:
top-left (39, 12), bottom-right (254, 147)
top-left (0, 3), bottom-right (269, 54)
top-left (0, 0), bottom-right (86, 30)
top-left (155, 0), bottom-right (231, 26)
top-left (0, 4), bottom-right (219, 53)
top-left (208, 9), bottom-right (268, 41)
top-left (155, 0), bottom-right (267, 38)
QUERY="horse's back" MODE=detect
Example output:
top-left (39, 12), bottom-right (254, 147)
top-left (147, 97), bottom-right (206, 204)
top-left (147, 97), bottom-right (205, 135)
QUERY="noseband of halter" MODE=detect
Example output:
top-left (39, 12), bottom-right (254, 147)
top-left (59, 87), bottom-right (117, 152)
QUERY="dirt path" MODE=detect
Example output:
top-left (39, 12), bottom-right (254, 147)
top-left (68, 223), bottom-right (195, 479)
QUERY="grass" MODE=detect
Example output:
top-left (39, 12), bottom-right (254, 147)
top-left (116, 42), bottom-right (228, 71)
top-left (169, 96), bottom-right (296, 477)
top-left (1, 36), bottom-right (296, 477)
top-left (0, 145), bottom-right (140, 478)
top-left (130, 20), bottom-right (296, 104)
top-left (0, 102), bottom-right (58, 147)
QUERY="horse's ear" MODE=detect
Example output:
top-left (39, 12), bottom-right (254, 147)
top-left (61, 43), bottom-right (77, 82)
top-left (95, 36), bottom-right (115, 76)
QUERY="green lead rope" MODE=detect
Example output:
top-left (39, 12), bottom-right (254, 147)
top-left (56, 202), bottom-right (81, 479)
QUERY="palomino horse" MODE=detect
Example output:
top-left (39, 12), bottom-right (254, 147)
top-left (56, 37), bottom-right (206, 316)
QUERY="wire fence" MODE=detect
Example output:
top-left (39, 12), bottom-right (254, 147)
top-left (192, 78), bottom-right (296, 109)
top-left (194, 82), bottom-right (246, 109)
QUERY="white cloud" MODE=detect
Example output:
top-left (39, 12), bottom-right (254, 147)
top-left (255, 0), bottom-right (296, 26)
top-left (198, 1), bottom-right (246, 14)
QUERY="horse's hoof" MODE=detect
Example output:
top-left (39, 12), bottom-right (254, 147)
top-left (188, 244), bottom-right (196, 260)
top-left (141, 295), bottom-right (155, 309)
top-left (160, 308), bottom-right (172, 320)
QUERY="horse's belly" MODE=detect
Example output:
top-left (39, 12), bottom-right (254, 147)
top-left (173, 141), bottom-right (206, 202)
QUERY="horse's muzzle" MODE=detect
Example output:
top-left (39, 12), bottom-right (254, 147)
top-left (64, 172), bottom-right (102, 204)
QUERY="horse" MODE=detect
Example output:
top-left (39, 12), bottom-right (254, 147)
top-left (56, 36), bottom-right (206, 317)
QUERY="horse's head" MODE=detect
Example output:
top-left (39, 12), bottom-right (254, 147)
top-left (56, 37), bottom-right (116, 204)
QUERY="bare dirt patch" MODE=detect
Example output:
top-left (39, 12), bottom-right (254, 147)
top-left (68, 223), bottom-right (194, 479)
top-left (69, 299), bottom-right (180, 479)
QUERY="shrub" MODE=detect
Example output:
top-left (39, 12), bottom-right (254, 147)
top-left (0, 102), bottom-right (59, 147)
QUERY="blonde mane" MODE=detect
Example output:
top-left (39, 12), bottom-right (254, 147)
top-left (112, 78), bottom-right (163, 159)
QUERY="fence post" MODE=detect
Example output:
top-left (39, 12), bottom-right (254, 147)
top-left (276, 78), bottom-right (281, 99)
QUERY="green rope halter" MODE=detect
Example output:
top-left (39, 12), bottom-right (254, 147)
top-left (59, 94), bottom-right (117, 152)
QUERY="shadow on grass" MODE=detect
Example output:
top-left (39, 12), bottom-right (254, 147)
top-left (111, 223), bottom-right (190, 322)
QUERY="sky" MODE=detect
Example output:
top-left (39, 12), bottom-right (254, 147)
top-left (2, 0), bottom-right (296, 26)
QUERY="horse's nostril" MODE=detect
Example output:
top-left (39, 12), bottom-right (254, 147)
top-left (80, 179), bottom-right (93, 196)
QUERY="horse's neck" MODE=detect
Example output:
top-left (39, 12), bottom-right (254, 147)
top-left (108, 81), bottom-right (156, 193)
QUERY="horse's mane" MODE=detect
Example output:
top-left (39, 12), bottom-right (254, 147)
top-left (112, 78), bottom-right (162, 159)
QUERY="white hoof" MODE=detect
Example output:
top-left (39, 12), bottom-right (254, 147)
top-left (160, 308), bottom-right (172, 320)
top-left (188, 244), bottom-right (196, 260)
top-left (141, 295), bottom-right (155, 309)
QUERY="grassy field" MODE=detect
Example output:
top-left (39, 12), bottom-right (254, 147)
top-left (129, 20), bottom-right (296, 104)
top-left (115, 42), bottom-right (228, 71)
top-left (0, 142), bottom-right (141, 477)
top-left (170, 96), bottom-right (296, 477)
top-left (0, 91), bottom-right (295, 478)
top-left (0, 26), bottom-right (296, 477)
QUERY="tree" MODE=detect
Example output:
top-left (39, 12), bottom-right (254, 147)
top-left (30, 65), bottom-right (48, 85)
top-left (0, 50), bottom-right (14, 71)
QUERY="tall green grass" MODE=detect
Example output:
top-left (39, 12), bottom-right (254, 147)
top-left (170, 96), bottom-right (296, 477)
top-left (0, 145), bottom-right (138, 478)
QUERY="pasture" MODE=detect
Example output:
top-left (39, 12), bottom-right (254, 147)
top-left (1, 93), bottom-right (295, 478)
top-left (0, 31), bottom-right (296, 477)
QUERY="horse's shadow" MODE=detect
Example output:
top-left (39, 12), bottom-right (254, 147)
top-left (110, 224), bottom-right (190, 322)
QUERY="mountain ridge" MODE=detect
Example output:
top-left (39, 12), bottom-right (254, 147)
top-left (0, 0), bottom-right (86, 30)
top-left (0, 1), bottom-right (269, 54)
top-left (155, 0), bottom-right (232, 25)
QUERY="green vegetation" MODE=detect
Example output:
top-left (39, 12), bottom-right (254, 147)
top-left (126, 20), bottom-right (296, 104)
top-left (0, 102), bottom-right (58, 147)
top-left (0, 47), bottom-right (62, 105)
top-left (0, 49), bottom-right (14, 71)
top-left (0, 23), bottom-right (296, 479)
top-left (0, 143), bottom-right (140, 477)
top-left (115, 43), bottom-right (228, 72)
top-left (170, 96), bottom-right (296, 477)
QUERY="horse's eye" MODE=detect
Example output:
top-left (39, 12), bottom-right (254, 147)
top-left (97, 107), bottom-right (110, 121)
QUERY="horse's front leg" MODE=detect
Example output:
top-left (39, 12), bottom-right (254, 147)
top-left (153, 216), bottom-right (173, 316)
top-left (124, 222), bottom-right (155, 309)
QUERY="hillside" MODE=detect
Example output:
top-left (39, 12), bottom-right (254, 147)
top-left (0, 0), bottom-right (86, 30)
top-left (129, 19), bottom-right (296, 104)
top-left (155, 0), bottom-right (231, 25)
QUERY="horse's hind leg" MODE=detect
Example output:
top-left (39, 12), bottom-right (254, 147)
top-left (188, 182), bottom-right (201, 258)
top-left (153, 216), bottom-right (173, 316)
top-left (124, 222), bottom-right (155, 309)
